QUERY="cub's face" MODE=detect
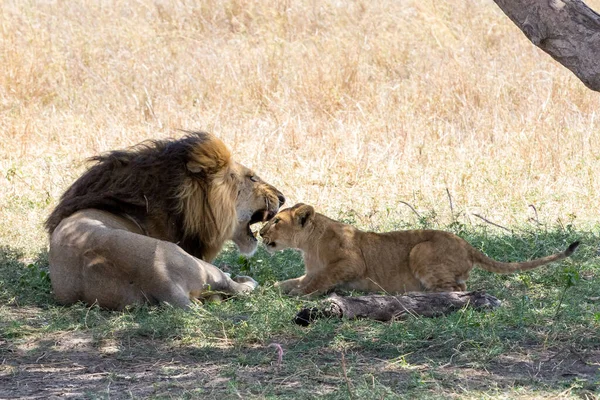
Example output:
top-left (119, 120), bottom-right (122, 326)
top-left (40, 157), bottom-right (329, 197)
top-left (259, 203), bottom-right (314, 253)
top-left (230, 162), bottom-right (285, 255)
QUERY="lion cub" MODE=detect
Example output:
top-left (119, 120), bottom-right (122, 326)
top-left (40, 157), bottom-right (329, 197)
top-left (259, 203), bottom-right (579, 296)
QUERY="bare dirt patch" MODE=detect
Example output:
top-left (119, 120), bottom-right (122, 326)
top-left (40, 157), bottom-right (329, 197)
top-left (2, 328), bottom-right (599, 399)
top-left (423, 347), bottom-right (600, 395)
top-left (2, 331), bottom-right (261, 399)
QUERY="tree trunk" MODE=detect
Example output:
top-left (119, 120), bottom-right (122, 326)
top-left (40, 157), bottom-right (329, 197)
top-left (294, 291), bottom-right (501, 326)
top-left (492, 0), bottom-right (600, 91)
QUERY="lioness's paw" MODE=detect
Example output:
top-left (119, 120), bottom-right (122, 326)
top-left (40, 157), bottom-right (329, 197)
top-left (233, 275), bottom-right (259, 292)
top-left (289, 288), bottom-right (321, 299)
top-left (274, 281), bottom-right (297, 294)
top-left (288, 288), bottom-right (307, 296)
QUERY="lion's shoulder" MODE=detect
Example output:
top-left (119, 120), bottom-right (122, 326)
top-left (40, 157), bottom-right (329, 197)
top-left (45, 132), bottom-right (237, 261)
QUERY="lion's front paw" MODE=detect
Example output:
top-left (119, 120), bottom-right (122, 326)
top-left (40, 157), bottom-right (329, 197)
top-left (233, 275), bottom-right (259, 292)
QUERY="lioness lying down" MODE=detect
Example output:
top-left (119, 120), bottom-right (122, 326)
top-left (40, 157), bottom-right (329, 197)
top-left (46, 132), bottom-right (285, 310)
top-left (260, 203), bottom-right (579, 296)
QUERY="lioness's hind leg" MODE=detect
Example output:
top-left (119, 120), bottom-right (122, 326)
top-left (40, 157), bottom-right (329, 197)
top-left (431, 276), bottom-right (468, 292)
top-left (409, 242), bottom-right (468, 292)
top-left (416, 273), bottom-right (464, 292)
top-left (416, 270), bottom-right (467, 292)
top-left (430, 282), bottom-right (466, 292)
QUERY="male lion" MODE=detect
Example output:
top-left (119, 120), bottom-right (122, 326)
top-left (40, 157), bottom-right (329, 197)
top-left (45, 132), bottom-right (285, 310)
top-left (260, 203), bottom-right (579, 296)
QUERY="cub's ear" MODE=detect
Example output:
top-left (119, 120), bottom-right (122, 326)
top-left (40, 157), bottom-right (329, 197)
top-left (294, 204), bottom-right (315, 227)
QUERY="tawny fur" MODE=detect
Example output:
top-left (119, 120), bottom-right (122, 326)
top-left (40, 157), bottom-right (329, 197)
top-left (260, 203), bottom-right (579, 297)
top-left (46, 132), bottom-right (285, 309)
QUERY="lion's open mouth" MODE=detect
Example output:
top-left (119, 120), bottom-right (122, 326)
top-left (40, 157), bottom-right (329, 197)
top-left (246, 210), bottom-right (276, 241)
top-left (260, 236), bottom-right (276, 250)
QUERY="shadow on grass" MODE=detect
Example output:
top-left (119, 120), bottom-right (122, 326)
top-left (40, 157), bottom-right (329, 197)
top-left (0, 226), bottom-right (598, 398)
top-left (0, 245), bottom-right (52, 307)
top-left (1, 223), bottom-right (596, 308)
top-left (1, 319), bottom-right (599, 399)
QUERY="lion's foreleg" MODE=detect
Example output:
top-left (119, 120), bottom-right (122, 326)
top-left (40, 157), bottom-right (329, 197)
top-left (98, 232), bottom-right (257, 307)
top-left (193, 261), bottom-right (258, 296)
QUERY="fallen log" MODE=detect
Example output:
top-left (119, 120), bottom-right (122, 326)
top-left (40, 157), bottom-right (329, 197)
top-left (294, 291), bottom-right (501, 326)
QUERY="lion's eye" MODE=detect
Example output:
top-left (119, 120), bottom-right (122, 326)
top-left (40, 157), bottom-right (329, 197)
top-left (249, 175), bottom-right (259, 182)
top-left (273, 218), bottom-right (280, 224)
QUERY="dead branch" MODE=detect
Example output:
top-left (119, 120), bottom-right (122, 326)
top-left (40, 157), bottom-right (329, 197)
top-left (472, 213), bottom-right (512, 232)
top-left (294, 291), bottom-right (501, 326)
top-left (493, 0), bottom-right (600, 91)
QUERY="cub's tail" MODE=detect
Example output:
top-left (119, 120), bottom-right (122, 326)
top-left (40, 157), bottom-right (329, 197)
top-left (472, 241), bottom-right (580, 274)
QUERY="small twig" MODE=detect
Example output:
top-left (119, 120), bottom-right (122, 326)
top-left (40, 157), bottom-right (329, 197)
top-left (455, 297), bottom-right (471, 326)
top-left (528, 204), bottom-right (540, 225)
top-left (84, 300), bottom-right (99, 329)
top-left (341, 352), bottom-right (355, 400)
top-left (569, 345), bottom-right (590, 365)
top-left (445, 187), bottom-right (454, 218)
top-left (471, 213), bottom-right (511, 232)
top-left (553, 283), bottom-right (571, 321)
top-left (398, 201), bottom-right (421, 219)
top-left (268, 343), bottom-right (284, 368)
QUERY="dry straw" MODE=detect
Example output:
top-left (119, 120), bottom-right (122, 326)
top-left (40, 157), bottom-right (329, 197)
top-left (1, 0), bottom-right (599, 251)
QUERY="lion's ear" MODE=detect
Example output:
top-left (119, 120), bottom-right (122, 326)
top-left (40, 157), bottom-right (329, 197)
top-left (186, 161), bottom-right (204, 174)
top-left (187, 137), bottom-right (232, 175)
top-left (295, 204), bottom-right (315, 227)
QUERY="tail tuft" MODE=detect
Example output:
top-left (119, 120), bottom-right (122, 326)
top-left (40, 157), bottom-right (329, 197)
top-left (565, 241), bottom-right (580, 256)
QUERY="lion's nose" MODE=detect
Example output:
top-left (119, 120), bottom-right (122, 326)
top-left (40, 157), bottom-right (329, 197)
top-left (277, 192), bottom-right (285, 207)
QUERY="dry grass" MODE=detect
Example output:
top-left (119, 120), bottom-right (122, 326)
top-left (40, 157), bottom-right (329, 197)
top-left (1, 0), bottom-right (599, 252)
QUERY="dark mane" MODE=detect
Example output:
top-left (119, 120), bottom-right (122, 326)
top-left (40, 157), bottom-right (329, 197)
top-left (45, 132), bottom-right (215, 258)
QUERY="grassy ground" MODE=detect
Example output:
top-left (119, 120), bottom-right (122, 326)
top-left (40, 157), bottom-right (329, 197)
top-left (1, 219), bottom-right (599, 399)
top-left (1, 0), bottom-right (600, 398)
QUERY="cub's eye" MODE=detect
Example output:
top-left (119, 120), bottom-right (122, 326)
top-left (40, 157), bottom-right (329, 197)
top-left (249, 175), bottom-right (259, 182)
top-left (273, 218), bottom-right (280, 224)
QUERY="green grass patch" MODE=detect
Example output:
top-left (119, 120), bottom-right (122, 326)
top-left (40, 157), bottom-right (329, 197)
top-left (1, 220), bottom-right (599, 398)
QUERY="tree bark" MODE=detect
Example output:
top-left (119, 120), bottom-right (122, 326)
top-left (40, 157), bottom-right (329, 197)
top-left (493, 0), bottom-right (600, 91)
top-left (294, 291), bottom-right (501, 326)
